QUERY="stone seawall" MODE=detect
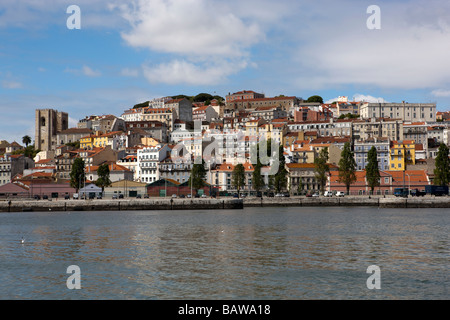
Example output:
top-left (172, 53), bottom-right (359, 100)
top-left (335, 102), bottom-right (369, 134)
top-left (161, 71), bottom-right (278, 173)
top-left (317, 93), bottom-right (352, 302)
top-left (2, 197), bottom-right (450, 212)
top-left (0, 198), bottom-right (244, 213)
top-left (243, 196), bottom-right (450, 209)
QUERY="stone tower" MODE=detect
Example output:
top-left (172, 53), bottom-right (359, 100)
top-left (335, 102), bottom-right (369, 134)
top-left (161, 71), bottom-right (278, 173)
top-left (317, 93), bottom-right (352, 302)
top-left (35, 109), bottom-right (69, 151)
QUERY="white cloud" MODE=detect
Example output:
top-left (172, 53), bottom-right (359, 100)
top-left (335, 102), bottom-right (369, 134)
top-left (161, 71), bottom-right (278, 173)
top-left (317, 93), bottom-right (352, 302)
top-left (65, 65), bottom-right (101, 77)
top-left (2, 80), bottom-right (22, 89)
top-left (431, 89), bottom-right (450, 97)
top-left (119, 0), bottom-right (263, 58)
top-left (326, 94), bottom-right (388, 104)
top-left (82, 65), bottom-right (101, 77)
top-left (352, 94), bottom-right (388, 103)
top-left (120, 68), bottom-right (140, 77)
top-left (68, 117), bottom-right (78, 128)
top-left (142, 59), bottom-right (248, 85)
top-left (115, 0), bottom-right (282, 85)
top-left (292, 0), bottom-right (450, 90)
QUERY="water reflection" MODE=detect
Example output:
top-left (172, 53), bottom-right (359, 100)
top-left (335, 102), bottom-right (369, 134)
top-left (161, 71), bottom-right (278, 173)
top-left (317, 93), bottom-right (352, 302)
top-left (0, 208), bottom-right (448, 299)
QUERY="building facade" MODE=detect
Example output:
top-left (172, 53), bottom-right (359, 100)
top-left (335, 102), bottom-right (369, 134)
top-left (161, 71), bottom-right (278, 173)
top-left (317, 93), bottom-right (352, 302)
top-left (35, 109), bottom-right (69, 151)
top-left (360, 102), bottom-right (436, 122)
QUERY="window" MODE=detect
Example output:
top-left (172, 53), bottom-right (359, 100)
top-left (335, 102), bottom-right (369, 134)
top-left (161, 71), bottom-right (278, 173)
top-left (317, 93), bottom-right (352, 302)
top-left (384, 177), bottom-right (389, 183)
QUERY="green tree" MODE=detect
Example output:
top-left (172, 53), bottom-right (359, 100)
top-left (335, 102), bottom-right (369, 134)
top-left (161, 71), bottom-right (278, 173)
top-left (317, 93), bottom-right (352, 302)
top-left (95, 163), bottom-right (112, 192)
top-left (194, 93), bottom-right (214, 102)
top-left (133, 101), bottom-right (150, 109)
top-left (252, 161), bottom-right (265, 193)
top-left (251, 141), bottom-right (266, 193)
top-left (188, 158), bottom-right (207, 192)
top-left (338, 142), bottom-right (357, 194)
top-left (12, 145), bottom-right (40, 159)
top-left (273, 144), bottom-right (288, 193)
top-left (314, 147), bottom-right (330, 194)
top-left (434, 143), bottom-right (450, 186)
top-left (232, 164), bottom-right (246, 198)
top-left (297, 177), bottom-right (303, 195)
top-left (66, 141), bottom-right (80, 149)
top-left (366, 146), bottom-right (381, 194)
top-left (307, 95), bottom-right (324, 104)
top-left (22, 135), bottom-right (32, 147)
top-left (70, 157), bottom-right (86, 192)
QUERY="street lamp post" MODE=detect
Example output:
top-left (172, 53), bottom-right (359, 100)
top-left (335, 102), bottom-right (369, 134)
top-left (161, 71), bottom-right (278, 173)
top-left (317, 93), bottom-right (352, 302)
top-left (406, 173), bottom-right (411, 195)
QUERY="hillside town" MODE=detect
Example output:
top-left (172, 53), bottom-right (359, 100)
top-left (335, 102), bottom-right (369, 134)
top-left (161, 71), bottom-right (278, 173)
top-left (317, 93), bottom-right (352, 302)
top-left (0, 91), bottom-right (449, 199)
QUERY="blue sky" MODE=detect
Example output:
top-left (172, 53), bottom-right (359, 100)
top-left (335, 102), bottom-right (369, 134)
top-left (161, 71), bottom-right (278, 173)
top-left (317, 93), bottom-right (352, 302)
top-left (1, 0), bottom-right (450, 143)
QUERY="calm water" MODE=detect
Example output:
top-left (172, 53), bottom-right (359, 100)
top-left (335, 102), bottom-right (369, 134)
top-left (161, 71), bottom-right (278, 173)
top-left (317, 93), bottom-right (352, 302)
top-left (0, 207), bottom-right (448, 300)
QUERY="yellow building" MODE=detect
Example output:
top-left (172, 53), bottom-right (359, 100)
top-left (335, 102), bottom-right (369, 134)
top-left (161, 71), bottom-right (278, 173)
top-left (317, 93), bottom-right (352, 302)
top-left (80, 135), bottom-right (94, 149)
top-left (142, 108), bottom-right (174, 131)
top-left (93, 134), bottom-right (108, 148)
top-left (245, 119), bottom-right (265, 138)
top-left (390, 140), bottom-right (415, 170)
top-left (141, 137), bottom-right (160, 147)
top-left (259, 123), bottom-right (287, 144)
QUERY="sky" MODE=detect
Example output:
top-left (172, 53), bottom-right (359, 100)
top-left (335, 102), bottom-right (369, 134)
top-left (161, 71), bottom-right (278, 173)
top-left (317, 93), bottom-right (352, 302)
top-left (1, 0), bottom-right (450, 143)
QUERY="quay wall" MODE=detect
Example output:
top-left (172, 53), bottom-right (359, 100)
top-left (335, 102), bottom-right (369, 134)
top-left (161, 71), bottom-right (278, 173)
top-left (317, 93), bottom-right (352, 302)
top-left (243, 196), bottom-right (450, 209)
top-left (2, 197), bottom-right (450, 212)
top-left (0, 198), bottom-right (244, 213)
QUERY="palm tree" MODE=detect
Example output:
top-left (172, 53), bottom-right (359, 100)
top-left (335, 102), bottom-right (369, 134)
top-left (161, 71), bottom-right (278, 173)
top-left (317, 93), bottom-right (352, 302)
top-left (22, 135), bottom-right (32, 148)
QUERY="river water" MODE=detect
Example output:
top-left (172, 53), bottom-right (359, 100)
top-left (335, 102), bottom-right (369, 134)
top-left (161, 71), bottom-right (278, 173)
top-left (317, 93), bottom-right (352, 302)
top-left (0, 207), bottom-right (448, 300)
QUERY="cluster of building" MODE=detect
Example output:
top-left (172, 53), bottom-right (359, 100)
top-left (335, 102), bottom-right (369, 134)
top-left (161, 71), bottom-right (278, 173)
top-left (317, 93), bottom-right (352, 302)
top-left (0, 91), bottom-right (448, 198)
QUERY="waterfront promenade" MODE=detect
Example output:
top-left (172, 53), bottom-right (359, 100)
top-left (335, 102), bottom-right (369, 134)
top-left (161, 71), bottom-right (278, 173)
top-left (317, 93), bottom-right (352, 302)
top-left (1, 196), bottom-right (450, 212)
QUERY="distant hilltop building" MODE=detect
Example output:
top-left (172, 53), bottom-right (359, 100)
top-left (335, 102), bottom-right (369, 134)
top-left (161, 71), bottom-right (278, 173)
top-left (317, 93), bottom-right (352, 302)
top-left (35, 109), bottom-right (68, 151)
top-left (360, 101), bottom-right (436, 122)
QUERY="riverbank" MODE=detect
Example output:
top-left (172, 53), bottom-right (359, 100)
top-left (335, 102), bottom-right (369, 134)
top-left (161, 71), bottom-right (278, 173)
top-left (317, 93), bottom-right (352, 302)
top-left (0, 198), bottom-right (244, 212)
top-left (2, 196), bottom-right (450, 212)
top-left (243, 196), bottom-right (450, 208)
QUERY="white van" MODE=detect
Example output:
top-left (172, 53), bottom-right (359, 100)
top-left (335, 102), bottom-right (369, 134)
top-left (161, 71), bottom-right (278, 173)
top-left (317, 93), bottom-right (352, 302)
top-left (73, 193), bottom-right (79, 200)
top-left (324, 191), bottom-right (333, 197)
top-left (335, 191), bottom-right (345, 197)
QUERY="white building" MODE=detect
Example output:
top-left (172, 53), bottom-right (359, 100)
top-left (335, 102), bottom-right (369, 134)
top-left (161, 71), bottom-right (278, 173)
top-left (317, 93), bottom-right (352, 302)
top-left (137, 144), bottom-right (171, 183)
top-left (360, 102), bottom-right (436, 122)
top-left (117, 155), bottom-right (139, 181)
top-left (0, 155), bottom-right (11, 186)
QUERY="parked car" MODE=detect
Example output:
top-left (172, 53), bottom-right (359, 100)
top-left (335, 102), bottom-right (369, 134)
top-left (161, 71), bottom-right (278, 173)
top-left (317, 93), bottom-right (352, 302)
top-left (324, 191), bottom-right (333, 197)
top-left (194, 194), bottom-right (200, 198)
top-left (136, 194), bottom-right (142, 199)
top-left (283, 192), bottom-right (290, 198)
top-left (394, 188), bottom-right (409, 197)
top-left (43, 195), bottom-right (48, 200)
top-left (312, 192), bottom-right (320, 197)
top-left (34, 195), bottom-right (41, 200)
top-left (187, 194), bottom-right (192, 198)
top-left (97, 194), bottom-right (103, 199)
top-left (232, 193), bottom-right (239, 198)
top-left (335, 191), bottom-right (345, 197)
top-left (144, 194), bottom-right (149, 199)
top-left (172, 194), bottom-right (177, 198)
top-left (275, 193), bottom-right (284, 197)
top-left (64, 195), bottom-right (70, 200)
top-left (112, 194), bottom-right (118, 199)
top-left (306, 193), bottom-right (312, 198)
top-left (201, 194), bottom-right (207, 198)
top-left (179, 194), bottom-right (185, 198)
top-left (89, 193), bottom-right (95, 200)
top-left (118, 194), bottom-right (124, 199)
top-left (267, 192), bottom-right (275, 198)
